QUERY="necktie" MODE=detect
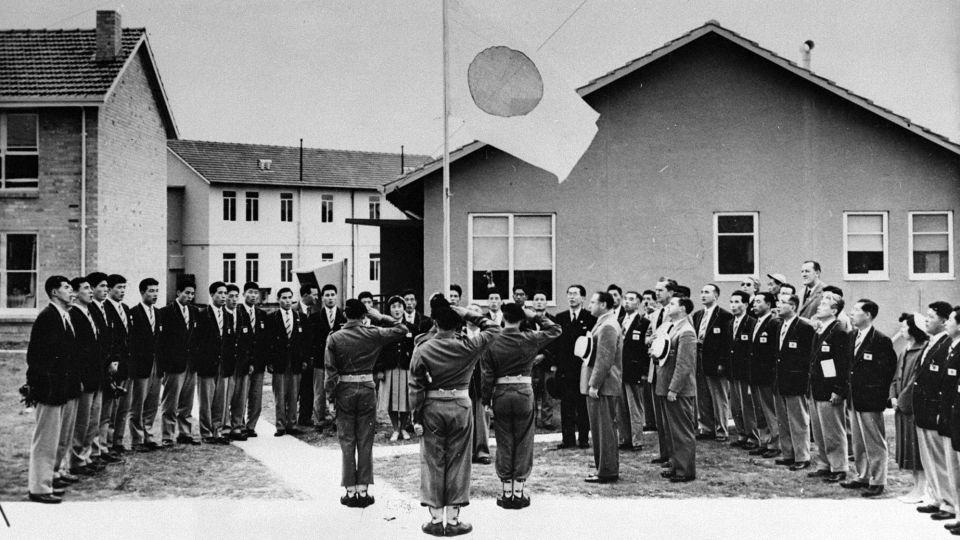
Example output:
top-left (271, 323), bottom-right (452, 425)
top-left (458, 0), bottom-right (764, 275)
top-left (284, 311), bottom-right (293, 338)
top-left (116, 303), bottom-right (127, 330)
top-left (855, 330), bottom-right (865, 354)
top-left (656, 309), bottom-right (664, 328)
top-left (328, 308), bottom-right (335, 328)
top-left (249, 307), bottom-right (256, 331)
top-left (148, 306), bottom-right (155, 331)
top-left (733, 317), bottom-right (742, 337)
top-left (215, 308), bottom-right (223, 335)
top-left (802, 287), bottom-right (809, 306)
top-left (63, 313), bottom-right (74, 336)
top-left (182, 304), bottom-right (190, 327)
top-left (779, 320), bottom-right (790, 349)
top-left (698, 311), bottom-right (709, 340)
top-left (86, 311), bottom-right (97, 337)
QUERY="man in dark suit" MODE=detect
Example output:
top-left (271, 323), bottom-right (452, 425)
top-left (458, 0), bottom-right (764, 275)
top-left (67, 276), bottom-right (106, 476)
top-left (85, 272), bottom-right (118, 464)
top-left (104, 274), bottom-right (134, 453)
top-left (219, 284), bottom-right (243, 436)
top-left (549, 284), bottom-right (596, 449)
top-left (158, 278), bottom-right (200, 446)
top-left (271, 287), bottom-right (310, 435)
top-left (127, 278), bottom-right (162, 452)
top-left (656, 296), bottom-right (698, 482)
top-left (295, 284), bottom-right (319, 427)
top-left (309, 283), bottom-right (346, 430)
top-left (773, 294), bottom-right (815, 470)
top-left (530, 292), bottom-right (558, 430)
top-left (607, 284), bottom-right (625, 324)
top-left (943, 309), bottom-right (960, 533)
top-left (229, 282), bottom-right (268, 440)
top-left (195, 281), bottom-right (234, 444)
top-left (26, 276), bottom-right (80, 503)
top-left (808, 295), bottom-right (851, 483)
top-left (727, 291), bottom-right (758, 450)
top-left (797, 260), bottom-right (825, 320)
top-left (618, 290), bottom-right (650, 451)
top-left (839, 299), bottom-right (896, 497)
top-left (749, 292), bottom-right (782, 458)
top-left (691, 284), bottom-right (734, 442)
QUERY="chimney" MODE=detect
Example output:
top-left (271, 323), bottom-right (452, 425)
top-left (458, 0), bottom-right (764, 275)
top-left (800, 39), bottom-right (815, 70)
top-left (96, 11), bottom-right (122, 62)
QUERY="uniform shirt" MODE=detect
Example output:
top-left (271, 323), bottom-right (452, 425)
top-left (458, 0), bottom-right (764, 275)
top-left (324, 319), bottom-right (406, 398)
top-left (52, 301), bottom-right (74, 334)
top-left (479, 314), bottom-right (561, 402)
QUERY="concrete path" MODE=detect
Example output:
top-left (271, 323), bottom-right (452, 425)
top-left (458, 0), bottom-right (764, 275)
top-left (0, 419), bottom-right (949, 539)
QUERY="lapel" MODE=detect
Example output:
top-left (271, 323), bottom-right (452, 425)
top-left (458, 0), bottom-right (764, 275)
top-left (853, 327), bottom-right (875, 363)
top-left (779, 318), bottom-right (796, 353)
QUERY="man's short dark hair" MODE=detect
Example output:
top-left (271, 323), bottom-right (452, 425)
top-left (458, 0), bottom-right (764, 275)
top-left (401, 289), bottom-right (416, 299)
top-left (641, 289), bottom-right (655, 299)
top-left (209, 281), bottom-right (227, 295)
top-left (512, 285), bottom-right (526, 294)
top-left (357, 291), bottom-right (373, 301)
top-left (139, 277), bottom-right (159, 294)
top-left (677, 297), bottom-right (694, 315)
top-left (730, 290), bottom-right (751, 304)
top-left (758, 292), bottom-right (776, 307)
top-left (175, 274), bottom-right (196, 293)
top-left (300, 284), bottom-right (317, 297)
top-left (676, 285), bottom-right (691, 299)
top-left (786, 294), bottom-right (800, 309)
top-left (533, 291), bottom-right (547, 299)
top-left (225, 283), bottom-right (240, 294)
top-left (87, 271), bottom-right (108, 288)
top-left (595, 291), bottom-right (615, 310)
top-left (243, 282), bottom-right (260, 293)
top-left (502, 303), bottom-right (524, 324)
top-left (45, 275), bottom-right (70, 297)
top-left (449, 284), bottom-right (462, 296)
top-left (277, 287), bottom-right (293, 299)
top-left (857, 299), bottom-right (879, 319)
top-left (823, 285), bottom-right (844, 297)
top-left (70, 276), bottom-right (89, 293)
top-left (344, 298), bottom-right (367, 319)
top-left (804, 260), bottom-right (822, 273)
top-left (320, 283), bottom-right (337, 295)
top-left (567, 284), bottom-right (586, 297)
top-left (930, 301), bottom-right (953, 321)
top-left (625, 290), bottom-right (641, 300)
top-left (106, 274), bottom-right (126, 289)
top-left (779, 283), bottom-right (796, 295)
top-left (488, 291), bottom-right (501, 300)
top-left (606, 284), bottom-right (622, 295)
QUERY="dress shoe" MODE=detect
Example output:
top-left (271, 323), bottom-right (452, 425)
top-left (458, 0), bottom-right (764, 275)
top-left (729, 439), bottom-right (746, 449)
top-left (176, 435), bottom-right (200, 445)
top-left (28, 493), bottom-right (62, 504)
top-left (134, 443), bottom-right (154, 453)
top-left (52, 478), bottom-right (72, 489)
top-left (917, 504), bottom-right (941, 513)
top-left (823, 472), bottom-right (847, 483)
top-left (356, 494), bottom-right (375, 507)
top-left (660, 470), bottom-right (676, 479)
top-left (742, 442), bottom-right (760, 451)
top-left (512, 494), bottom-right (530, 509)
top-left (577, 442), bottom-right (590, 449)
top-left (202, 437), bottom-right (219, 444)
top-left (555, 443), bottom-right (574, 450)
top-left (287, 427), bottom-right (303, 436)
top-left (761, 449), bottom-right (781, 459)
top-left (695, 432), bottom-right (715, 441)
top-left (774, 458), bottom-right (795, 466)
top-left (715, 435), bottom-right (729, 443)
top-left (228, 431), bottom-right (248, 441)
top-left (670, 475), bottom-right (695, 483)
top-left (144, 441), bottom-right (161, 450)
top-left (58, 472), bottom-right (79, 483)
top-left (789, 461), bottom-right (811, 471)
top-left (944, 522), bottom-right (960, 531)
top-left (52, 487), bottom-right (66, 496)
top-left (861, 486), bottom-right (884, 498)
top-left (243, 428), bottom-right (258, 438)
top-left (643, 425), bottom-right (658, 432)
top-left (473, 456), bottom-right (491, 465)
top-left (159, 441), bottom-right (175, 449)
top-left (110, 445), bottom-right (127, 454)
top-left (618, 443), bottom-right (633, 451)
top-left (952, 528), bottom-right (960, 537)
top-left (840, 479), bottom-right (869, 489)
top-left (444, 521), bottom-right (473, 536)
top-left (748, 447), bottom-right (767, 456)
top-left (421, 521), bottom-right (445, 537)
top-left (340, 494), bottom-right (359, 507)
top-left (650, 457), bottom-right (670, 464)
top-left (807, 469), bottom-right (831, 478)
top-left (274, 429), bottom-right (286, 437)
top-left (932, 511), bottom-right (957, 521)
top-left (496, 494), bottom-right (514, 509)
top-left (584, 474), bottom-right (617, 484)
top-left (216, 436), bottom-right (231, 445)
top-left (97, 452), bottom-right (121, 463)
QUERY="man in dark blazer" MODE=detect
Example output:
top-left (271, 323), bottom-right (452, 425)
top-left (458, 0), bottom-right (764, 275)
top-left (85, 272), bottom-right (118, 464)
top-left (944, 310), bottom-right (960, 533)
top-left (128, 278), bottom-right (162, 452)
top-left (104, 274), bottom-right (134, 453)
top-left (195, 281), bottom-right (235, 444)
top-left (727, 291), bottom-right (758, 450)
top-left (618, 291), bottom-right (650, 451)
top-left (229, 282), bottom-right (268, 440)
top-left (271, 287), bottom-right (310, 435)
top-left (158, 278), bottom-right (200, 446)
top-left (808, 295), bottom-right (851, 483)
top-left (749, 292), bottom-right (782, 458)
top-left (219, 284), bottom-right (243, 436)
top-left (308, 283), bottom-right (346, 429)
top-left (691, 284), bottom-right (734, 442)
top-left (839, 299), bottom-right (896, 497)
top-left (607, 284), bottom-right (626, 325)
top-left (774, 294), bottom-right (815, 470)
top-left (67, 276), bottom-right (106, 476)
top-left (26, 276), bottom-right (80, 503)
top-left (294, 284), bottom-right (318, 427)
top-left (656, 296), bottom-right (698, 482)
top-left (549, 284), bottom-right (596, 449)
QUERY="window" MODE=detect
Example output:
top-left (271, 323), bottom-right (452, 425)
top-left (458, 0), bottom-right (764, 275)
top-left (245, 253), bottom-right (259, 282)
top-left (280, 192), bottom-right (293, 222)
top-left (468, 214), bottom-right (555, 303)
top-left (321, 194), bottom-right (334, 223)
top-left (713, 213), bottom-right (759, 280)
top-left (321, 252), bottom-right (333, 262)
top-left (222, 253), bottom-right (236, 283)
top-left (280, 253), bottom-right (293, 282)
top-left (843, 212), bottom-right (888, 280)
top-left (223, 191), bottom-right (236, 221)
top-left (1, 113), bottom-right (39, 190)
top-left (1, 233), bottom-right (37, 308)
top-left (909, 211), bottom-right (954, 279)
top-left (257, 159), bottom-right (272, 171)
top-left (245, 192), bottom-right (259, 221)
top-left (369, 252), bottom-right (380, 281)
top-left (369, 196), bottom-right (381, 220)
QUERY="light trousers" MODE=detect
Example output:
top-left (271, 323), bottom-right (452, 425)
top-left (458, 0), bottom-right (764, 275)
top-left (810, 399), bottom-right (848, 472)
top-left (775, 393), bottom-right (810, 462)
top-left (70, 390), bottom-right (102, 469)
top-left (751, 384), bottom-right (779, 450)
top-left (848, 408), bottom-right (887, 486)
top-left (129, 370), bottom-right (161, 445)
top-left (54, 398), bottom-right (78, 475)
top-left (28, 403), bottom-right (63, 494)
top-left (618, 381), bottom-right (645, 447)
top-left (730, 379), bottom-right (759, 443)
top-left (917, 427), bottom-right (953, 512)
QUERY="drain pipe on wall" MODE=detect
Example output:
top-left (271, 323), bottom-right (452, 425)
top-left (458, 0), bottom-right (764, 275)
top-left (80, 107), bottom-right (87, 276)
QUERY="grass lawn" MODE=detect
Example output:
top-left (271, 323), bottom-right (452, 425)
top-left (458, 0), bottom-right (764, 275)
top-left (376, 415), bottom-right (913, 500)
top-left (0, 351), bottom-right (302, 502)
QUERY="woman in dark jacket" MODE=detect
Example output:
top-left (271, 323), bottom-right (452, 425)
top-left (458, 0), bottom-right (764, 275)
top-left (375, 296), bottom-right (415, 441)
top-left (891, 312), bottom-right (928, 503)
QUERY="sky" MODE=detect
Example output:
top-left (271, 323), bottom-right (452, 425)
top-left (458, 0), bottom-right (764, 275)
top-left (4, 0), bottom-right (959, 156)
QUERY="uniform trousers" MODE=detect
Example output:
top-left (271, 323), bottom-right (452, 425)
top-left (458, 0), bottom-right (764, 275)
top-left (586, 394), bottom-right (620, 479)
top-left (917, 427), bottom-right (954, 512)
top-left (95, 392), bottom-right (115, 456)
top-left (246, 371), bottom-right (265, 430)
top-left (730, 379), bottom-right (759, 443)
top-left (752, 384), bottom-right (780, 450)
top-left (334, 382), bottom-right (377, 486)
top-left (471, 398), bottom-right (491, 459)
top-left (230, 372), bottom-right (250, 432)
top-left (160, 370), bottom-right (197, 442)
top-left (215, 374), bottom-right (235, 431)
top-left (664, 395), bottom-right (697, 478)
top-left (654, 395), bottom-right (671, 459)
top-left (312, 367), bottom-right (330, 426)
top-left (558, 375), bottom-right (589, 446)
top-left (810, 399), bottom-right (848, 472)
top-left (641, 379), bottom-right (657, 428)
top-left (532, 364), bottom-right (558, 429)
top-left (618, 381), bottom-right (645, 448)
top-left (775, 393), bottom-right (810, 462)
top-left (198, 375), bottom-right (225, 438)
top-left (848, 408), bottom-right (887, 486)
top-left (420, 396), bottom-right (473, 508)
top-left (695, 366), bottom-right (715, 434)
top-left (129, 368), bottom-right (161, 445)
top-left (297, 367), bottom-right (314, 425)
top-left (110, 378), bottom-right (134, 448)
top-left (704, 375), bottom-right (731, 437)
top-left (949, 445), bottom-right (960, 516)
top-left (273, 371), bottom-right (301, 429)
top-left (70, 389), bottom-right (102, 469)
top-left (28, 403), bottom-right (63, 495)
top-left (54, 398), bottom-right (78, 475)
top-left (492, 384), bottom-right (535, 482)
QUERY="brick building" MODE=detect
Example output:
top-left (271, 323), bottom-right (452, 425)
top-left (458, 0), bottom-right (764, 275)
top-left (0, 11), bottom-right (177, 337)
top-left (384, 22), bottom-right (960, 332)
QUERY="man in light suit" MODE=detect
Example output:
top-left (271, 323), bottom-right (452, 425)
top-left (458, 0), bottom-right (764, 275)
top-left (774, 294), bottom-right (815, 471)
top-left (583, 291), bottom-right (623, 483)
top-left (656, 296), bottom-right (698, 482)
top-left (691, 284), bottom-right (734, 442)
top-left (797, 260), bottom-right (825, 320)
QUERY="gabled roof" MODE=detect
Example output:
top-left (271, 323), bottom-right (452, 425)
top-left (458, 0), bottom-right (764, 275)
top-left (167, 139), bottom-right (430, 190)
top-left (385, 21), bottom-right (960, 196)
top-left (0, 27), bottom-right (178, 137)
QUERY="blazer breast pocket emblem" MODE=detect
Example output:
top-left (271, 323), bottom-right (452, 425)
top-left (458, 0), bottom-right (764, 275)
top-left (931, 364), bottom-right (940, 372)
top-left (788, 341), bottom-right (797, 349)
top-left (759, 337), bottom-right (767, 343)
top-left (863, 353), bottom-right (873, 360)
top-left (821, 344), bottom-right (830, 352)
top-left (949, 368), bottom-right (958, 376)
top-left (741, 334), bottom-right (749, 341)
top-left (712, 327), bottom-right (720, 334)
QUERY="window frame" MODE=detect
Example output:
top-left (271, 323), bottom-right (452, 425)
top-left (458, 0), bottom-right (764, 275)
top-left (245, 191), bottom-right (259, 222)
top-left (908, 210), bottom-right (954, 280)
top-left (0, 113), bottom-right (40, 191)
top-left (842, 211), bottom-right (889, 281)
top-left (321, 252), bottom-right (334, 263)
top-left (369, 195), bottom-right (381, 220)
top-left (0, 231), bottom-right (38, 310)
top-left (245, 252), bottom-right (259, 282)
top-left (369, 252), bottom-right (380, 281)
top-left (222, 191), bottom-right (237, 221)
top-left (280, 192), bottom-right (293, 222)
top-left (321, 194), bottom-right (334, 223)
top-left (466, 213), bottom-right (556, 307)
top-left (222, 253), bottom-right (237, 283)
top-left (712, 212), bottom-right (760, 282)
top-left (280, 252), bottom-right (293, 282)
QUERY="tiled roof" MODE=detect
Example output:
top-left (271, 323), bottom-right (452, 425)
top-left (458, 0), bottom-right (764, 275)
top-left (0, 28), bottom-right (145, 99)
top-left (168, 139), bottom-right (431, 190)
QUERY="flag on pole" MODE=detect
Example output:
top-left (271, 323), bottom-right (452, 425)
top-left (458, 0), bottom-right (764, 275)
top-left (447, 0), bottom-right (599, 183)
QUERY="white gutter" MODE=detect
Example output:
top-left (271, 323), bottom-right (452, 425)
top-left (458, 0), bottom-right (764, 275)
top-left (80, 107), bottom-right (87, 275)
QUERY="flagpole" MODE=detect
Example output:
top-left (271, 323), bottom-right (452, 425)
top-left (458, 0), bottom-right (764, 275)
top-left (441, 0), bottom-right (451, 296)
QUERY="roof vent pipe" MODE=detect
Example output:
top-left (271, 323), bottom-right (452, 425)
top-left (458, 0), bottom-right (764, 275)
top-left (801, 39), bottom-right (814, 70)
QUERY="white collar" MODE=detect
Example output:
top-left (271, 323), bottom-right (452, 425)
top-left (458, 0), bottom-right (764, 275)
top-left (52, 302), bottom-right (71, 319)
top-left (73, 302), bottom-right (90, 315)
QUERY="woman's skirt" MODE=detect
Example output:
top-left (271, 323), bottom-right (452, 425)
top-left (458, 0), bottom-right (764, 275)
top-left (378, 367), bottom-right (410, 413)
top-left (895, 411), bottom-right (922, 471)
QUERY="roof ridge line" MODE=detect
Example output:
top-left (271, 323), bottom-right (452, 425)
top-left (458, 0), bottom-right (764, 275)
top-left (170, 138), bottom-right (430, 158)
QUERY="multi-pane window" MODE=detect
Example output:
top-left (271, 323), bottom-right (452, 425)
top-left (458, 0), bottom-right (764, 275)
top-left (843, 212), bottom-right (888, 280)
top-left (280, 253), bottom-right (293, 282)
top-left (321, 194), bottom-right (334, 223)
top-left (369, 253), bottom-right (380, 281)
top-left (222, 253), bottom-right (236, 283)
top-left (1, 113), bottom-right (39, 189)
top-left (321, 252), bottom-right (334, 262)
top-left (369, 196), bottom-right (381, 220)
top-left (909, 211), bottom-right (954, 279)
top-left (1, 233), bottom-right (37, 308)
top-left (245, 192), bottom-right (259, 222)
top-left (713, 213), bottom-right (758, 280)
top-left (280, 192), bottom-right (293, 222)
top-left (245, 253), bottom-right (259, 282)
top-left (469, 214), bottom-right (554, 303)
top-left (223, 191), bottom-right (236, 221)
